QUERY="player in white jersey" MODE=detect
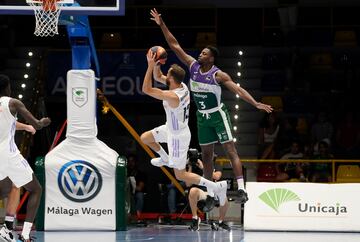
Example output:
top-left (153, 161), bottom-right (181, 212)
top-left (140, 52), bottom-right (227, 205)
top-left (0, 74), bottom-right (51, 242)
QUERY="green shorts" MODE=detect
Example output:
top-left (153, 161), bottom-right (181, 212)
top-left (196, 104), bottom-right (234, 145)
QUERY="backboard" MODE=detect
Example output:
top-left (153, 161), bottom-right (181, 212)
top-left (0, 0), bottom-right (125, 15)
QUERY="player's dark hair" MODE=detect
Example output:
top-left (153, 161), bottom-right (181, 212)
top-left (206, 45), bottom-right (219, 63)
top-left (169, 64), bottom-right (185, 84)
top-left (0, 74), bottom-right (10, 95)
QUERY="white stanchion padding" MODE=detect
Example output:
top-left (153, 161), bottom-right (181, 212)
top-left (245, 182), bottom-right (360, 232)
top-left (44, 69), bottom-right (118, 230)
top-left (45, 138), bottom-right (118, 230)
top-left (66, 70), bottom-right (97, 139)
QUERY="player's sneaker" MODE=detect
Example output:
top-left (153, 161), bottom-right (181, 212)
top-left (0, 225), bottom-right (16, 242)
top-left (150, 157), bottom-right (168, 167)
top-left (188, 217), bottom-right (201, 231)
top-left (214, 181), bottom-right (228, 206)
top-left (210, 221), bottom-right (219, 231)
top-left (238, 189), bottom-right (249, 204)
top-left (218, 222), bottom-right (231, 231)
top-left (17, 235), bottom-right (35, 242)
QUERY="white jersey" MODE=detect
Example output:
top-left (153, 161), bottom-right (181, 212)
top-left (163, 82), bottom-right (190, 134)
top-left (0, 96), bottom-right (19, 157)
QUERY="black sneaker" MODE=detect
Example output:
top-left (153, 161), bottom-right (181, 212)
top-left (218, 222), bottom-right (231, 231)
top-left (210, 221), bottom-right (219, 231)
top-left (17, 235), bottom-right (36, 242)
top-left (238, 189), bottom-right (249, 204)
top-left (188, 217), bottom-right (201, 231)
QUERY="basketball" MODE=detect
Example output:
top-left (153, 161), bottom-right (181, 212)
top-left (147, 46), bottom-right (167, 64)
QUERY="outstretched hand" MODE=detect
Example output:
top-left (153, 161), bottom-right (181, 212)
top-left (40, 117), bottom-right (51, 127)
top-left (146, 51), bottom-right (157, 67)
top-left (150, 8), bottom-right (162, 25)
top-left (256, 102), bottom-right (273, 113)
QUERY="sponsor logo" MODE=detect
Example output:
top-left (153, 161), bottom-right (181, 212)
top-left (72, 88), bottom-right (88, 107)
top-left (259, 188), bottom-right (348, 216)
top-left (58, 160), bottom-right (102, 202)
top-left (47, 207), bottom-right (113, 217)
top-left (259, 188), bottom-right (300, 212)
top-left (193, 92), bottom-right (208, 99)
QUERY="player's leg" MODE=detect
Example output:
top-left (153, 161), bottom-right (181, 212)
top-left (0, 177), bottom-right (12, 200)
top-left (7, 155), bottom-right (40, 241)
top-left (218, 200), bottom-right (231, 231)
top-left (140, 125), bottom-right (169, 164)
top-left (196, 111), bottom-right (218, 180)
top-left (4, 186), bottom-right (20, 230)
top-left (0, 177), bottom-right (17, 242)
top-left (18, 174), bottom-right (42, 241)
top-left (215, 106), bottom-right (249, 203)
top-left (188, 187), bottom-right (201, 231)
top-left (200, 144), bottom-right (215, 180)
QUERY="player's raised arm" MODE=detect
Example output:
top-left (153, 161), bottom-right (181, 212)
top-left (150, 8), bottom-right (195, 67)
top-left (142, 52), bottom-right (179, 107)
top-left (217, 71), bottom-right (273, 113)
top-left (153, 63), bottom-right (167, 85)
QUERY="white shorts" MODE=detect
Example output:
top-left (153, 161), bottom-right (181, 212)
top-left (151, 124), bottom-right (191, 170)
top-left (0, 153), bottom-right (34, 188)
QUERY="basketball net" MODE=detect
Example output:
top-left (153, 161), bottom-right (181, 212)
top-left (27, 0), bottom-right (65, 37)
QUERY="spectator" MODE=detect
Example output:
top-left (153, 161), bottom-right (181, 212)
top-left (276, 140), bottom-right (306, 182)
top-left (127, 154), bottom-right (147, 225)
top-left (335, 111), bottom-right (360, 159)
top-left (276, 116), bottom-right (300, 157)
top-left (311, 111), bottom-right (334, 154)
top-left (258, 112), bottom-right (280, 159)
top-left (308, 139), bottom-right (333, 182)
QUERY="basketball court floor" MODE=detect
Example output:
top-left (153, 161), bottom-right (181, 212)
top-left (28, 225), bottom-right (360, 242)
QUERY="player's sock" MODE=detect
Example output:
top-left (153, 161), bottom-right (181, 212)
top-left (21, 222), bottom-right (32, 240)
top-left (4, 215), bottom-right (14, 230)
top-left (156, 146), bottom-right (169, 162)
top-left (236, 176), bottom-right (245, 190)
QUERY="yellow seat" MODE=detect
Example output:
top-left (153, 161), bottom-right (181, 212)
top-left (288, 178), bottom-right (300, 182)
top-left (336, 165), bottom-right (360, 183)
top-left (261, 96), bottom-right (283, 111)
top-left (334, 31), bottom-right (357, 47)
top-left (309, 53), bottom-right (333, 69)
top-left (195, 32), bottom-right (216, 48)
top-left (296, 117), bottom-right (308, 135)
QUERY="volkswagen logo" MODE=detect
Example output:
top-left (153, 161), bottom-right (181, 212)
top-left (58, 160), bottom-right (102, 202)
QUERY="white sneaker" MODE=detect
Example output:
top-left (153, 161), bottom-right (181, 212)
top-left (214, 181), bottom-right (228, 206)
top-left (150, 157), bottom-right (168, 167)
top-left (0, 225), bottom-right (16, 242)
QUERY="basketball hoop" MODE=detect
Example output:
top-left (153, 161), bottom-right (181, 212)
top-left (26, 0), bottom-right (73, 37)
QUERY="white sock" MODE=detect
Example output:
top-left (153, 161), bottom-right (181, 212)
top-left (192, 216), bottom-right (198, 220)
top-left (219, 220), bottom-right (223, 224)
top-left (5, 216), bottom-right (14, 222)
top-left (21, 222), bottom-right (32, 240)
top-left (237, 177), bottom-right (245, 190)
top-left (156, 146), bottom-right (169, 162)
top-left (199, 177), bottom-right (217, 196)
